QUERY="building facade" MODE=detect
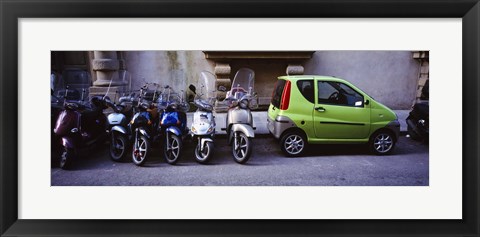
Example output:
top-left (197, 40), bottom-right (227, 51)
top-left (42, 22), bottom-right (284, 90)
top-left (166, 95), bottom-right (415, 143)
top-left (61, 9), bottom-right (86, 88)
top-left (51, 50), bottom-right (428, 110)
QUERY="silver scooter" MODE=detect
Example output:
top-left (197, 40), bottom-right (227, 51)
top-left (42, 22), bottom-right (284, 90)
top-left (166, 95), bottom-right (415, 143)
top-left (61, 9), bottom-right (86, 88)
top-left (107, 92), bottom-right (137, 162)
top-left (222, 68), bottom-right (258, 164)
top-left (189, 71), bottom-right (217, 164)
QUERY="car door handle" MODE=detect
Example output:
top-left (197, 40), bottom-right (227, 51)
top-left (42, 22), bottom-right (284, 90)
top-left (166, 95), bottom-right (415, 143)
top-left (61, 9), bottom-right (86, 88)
top-left (315, 107), bottom-right (326, 112)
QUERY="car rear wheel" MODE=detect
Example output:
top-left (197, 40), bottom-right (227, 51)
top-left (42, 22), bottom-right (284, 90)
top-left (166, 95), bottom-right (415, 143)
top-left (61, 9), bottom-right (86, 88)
top-left (280, 130), bottom-right (307, 157)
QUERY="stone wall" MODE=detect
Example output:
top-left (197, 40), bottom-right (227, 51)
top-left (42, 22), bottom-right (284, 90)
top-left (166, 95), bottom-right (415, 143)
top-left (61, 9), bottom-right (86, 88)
top-left (123, 51), bottom-right (215, 96)
top-left (76, 50), bottom-right (422, 110)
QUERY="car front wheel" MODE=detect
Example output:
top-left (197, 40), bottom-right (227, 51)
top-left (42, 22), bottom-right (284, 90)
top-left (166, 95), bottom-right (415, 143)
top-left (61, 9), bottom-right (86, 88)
top-left (370, 130), bottom-right (395, 155)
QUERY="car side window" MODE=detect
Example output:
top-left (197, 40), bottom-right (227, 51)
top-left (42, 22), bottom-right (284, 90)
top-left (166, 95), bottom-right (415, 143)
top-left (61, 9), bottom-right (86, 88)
top-left (296, 80), bottom-right (315, 103)
top-left (271, 80), bottom-right (286, 108)
top-left (317, 81), bottom-right (364, 107)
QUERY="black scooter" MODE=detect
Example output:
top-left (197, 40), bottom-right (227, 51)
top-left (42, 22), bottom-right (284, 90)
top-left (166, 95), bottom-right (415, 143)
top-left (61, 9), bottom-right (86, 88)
top-left (406, 102), bottom-right (429, 142)
top-left (406, 80), bottom-right (429, 142)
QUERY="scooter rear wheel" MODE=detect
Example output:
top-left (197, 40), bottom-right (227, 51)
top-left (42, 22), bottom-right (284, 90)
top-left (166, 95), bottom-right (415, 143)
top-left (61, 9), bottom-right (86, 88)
top-left (132, 135), bottom-right (149, 166)
top-left (232, 132), bottom-right (252, 164)
top-left (194, 141), bottom-right (213, 164)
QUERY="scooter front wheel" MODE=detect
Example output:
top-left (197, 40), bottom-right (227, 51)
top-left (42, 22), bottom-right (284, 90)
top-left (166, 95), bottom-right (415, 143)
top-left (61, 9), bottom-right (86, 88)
top-left (194, 140), bottom-right (213, 164)
top-left (110, 132), bottom-right (128, 162)
top-left (132, 135), bottom-right (149, 166)
top-left (232, 132), bottom-right (252, 164)
top-left (60, 148), bottom-right (74, 170)
top-left (164, 133), bottom-right (182, 165)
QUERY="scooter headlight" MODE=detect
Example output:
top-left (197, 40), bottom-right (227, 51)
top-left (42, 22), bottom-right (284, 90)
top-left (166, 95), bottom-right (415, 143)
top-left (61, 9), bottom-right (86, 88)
top-left (418, 119), bottom-right (425, 126)
top-left (207, 126), bottom-right (214, 133)
top-left (239, 99), bottom-right (249, 109)
top-left (229, 100), bottom-right (238, 108)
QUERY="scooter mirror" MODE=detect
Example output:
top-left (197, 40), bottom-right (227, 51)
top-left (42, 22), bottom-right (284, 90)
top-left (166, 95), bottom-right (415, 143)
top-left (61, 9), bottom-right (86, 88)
top-left (189, 84), bottom-right (196, 94)
top-left (218, 86), bottom-right (227, 92)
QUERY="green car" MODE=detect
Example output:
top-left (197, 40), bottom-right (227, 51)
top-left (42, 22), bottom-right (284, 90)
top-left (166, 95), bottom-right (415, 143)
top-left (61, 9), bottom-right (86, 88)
top-left (267, 75), bottom-right (400, 156)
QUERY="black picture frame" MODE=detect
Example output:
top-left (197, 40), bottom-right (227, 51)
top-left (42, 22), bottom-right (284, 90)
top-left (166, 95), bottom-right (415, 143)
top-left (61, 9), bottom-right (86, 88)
top-left (1, 0), bottom-right (479, 236)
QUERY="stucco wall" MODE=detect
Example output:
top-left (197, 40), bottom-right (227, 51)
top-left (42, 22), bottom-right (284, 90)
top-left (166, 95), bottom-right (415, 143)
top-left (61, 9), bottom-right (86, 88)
top-left (124, 51), bottom-right (214, 95)
top-left (304, 51), bottom-right (420, 110)
top-left (120, 51), bottom-right (419, 110)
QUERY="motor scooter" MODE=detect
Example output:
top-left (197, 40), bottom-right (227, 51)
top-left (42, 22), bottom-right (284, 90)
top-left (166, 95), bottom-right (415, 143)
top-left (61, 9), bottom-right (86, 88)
top-left (131, 83), bottom-right (161, 166)
top-left (157, 86), bottom-right (189, 165)
top-left (107, 91), bottom-right (137, 161)
top-left (189, 71), bottom-right (217, 164)
top-left (221, 68), bottom-right (258, 164)
top-left (406, 80), bottom-right (429, 142)
top-left (53, 91), bottom-right (109, 170)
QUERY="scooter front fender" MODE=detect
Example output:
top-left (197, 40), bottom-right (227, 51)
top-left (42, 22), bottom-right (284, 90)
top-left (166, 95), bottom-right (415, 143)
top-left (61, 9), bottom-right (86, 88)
top-left (107, 113), bottom-right (127, 126)
top-left (137, 128), bottom-right (150, 139)
top-left (111, 125), bottom-right (128, 135)
top-left (228, 124), bottom-right (255, 144)
top-left (200, 137), bottom-right (213, 150)
top-left (61, 137), bottom-right (78, 149)
top-left (166, 126), bottom-right (182, 137)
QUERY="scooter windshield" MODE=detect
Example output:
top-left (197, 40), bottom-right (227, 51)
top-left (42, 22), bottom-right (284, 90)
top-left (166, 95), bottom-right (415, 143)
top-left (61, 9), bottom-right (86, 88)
top-left (197, 71), bottom-right (217, 105)
top-left (228, 68), bottom-right (255, 100)
top-left (157, 87), bottom-right (189, 112)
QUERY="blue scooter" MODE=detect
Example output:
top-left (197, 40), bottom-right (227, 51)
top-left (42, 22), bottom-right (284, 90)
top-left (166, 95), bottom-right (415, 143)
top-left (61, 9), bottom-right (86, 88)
top-left (131, 83), bottom-right (161, 166)
top-left (157, 86), bottom-right (189, 165)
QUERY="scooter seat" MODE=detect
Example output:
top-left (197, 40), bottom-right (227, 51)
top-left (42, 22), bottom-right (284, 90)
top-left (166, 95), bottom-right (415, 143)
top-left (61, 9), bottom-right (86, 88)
top-left (64, 100), bottom-right (92, 110)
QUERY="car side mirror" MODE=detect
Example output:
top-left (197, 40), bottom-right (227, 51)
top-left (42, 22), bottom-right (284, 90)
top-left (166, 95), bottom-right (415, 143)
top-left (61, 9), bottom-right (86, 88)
top-left (364, 99), bottom-right (370, 105)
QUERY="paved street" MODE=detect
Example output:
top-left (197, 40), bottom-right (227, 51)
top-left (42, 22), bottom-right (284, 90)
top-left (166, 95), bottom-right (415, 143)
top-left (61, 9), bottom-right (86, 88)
top-left (51, 135), bottom-right (428, 186)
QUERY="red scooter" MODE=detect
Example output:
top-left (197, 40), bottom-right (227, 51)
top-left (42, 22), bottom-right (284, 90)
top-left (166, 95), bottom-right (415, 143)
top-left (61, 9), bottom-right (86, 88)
top-left (53, 95), bottom-right (110, 169)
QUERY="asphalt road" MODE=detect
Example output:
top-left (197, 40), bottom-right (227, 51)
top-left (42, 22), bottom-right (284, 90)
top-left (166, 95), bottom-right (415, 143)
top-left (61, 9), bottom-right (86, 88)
top-left (51, 135), bottom-right (429, 186)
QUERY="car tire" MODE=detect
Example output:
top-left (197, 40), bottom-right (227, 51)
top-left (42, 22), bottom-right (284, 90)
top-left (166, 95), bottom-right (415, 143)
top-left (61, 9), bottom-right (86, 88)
top-left (280, 130), bottom-right (307, 157)
top-left (369, 130), bottom-right (396, 155)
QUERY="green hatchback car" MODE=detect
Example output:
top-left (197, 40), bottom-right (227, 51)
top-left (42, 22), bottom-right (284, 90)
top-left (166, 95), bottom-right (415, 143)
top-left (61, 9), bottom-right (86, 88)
top-left (267, 75), bottom-right (400, 156)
